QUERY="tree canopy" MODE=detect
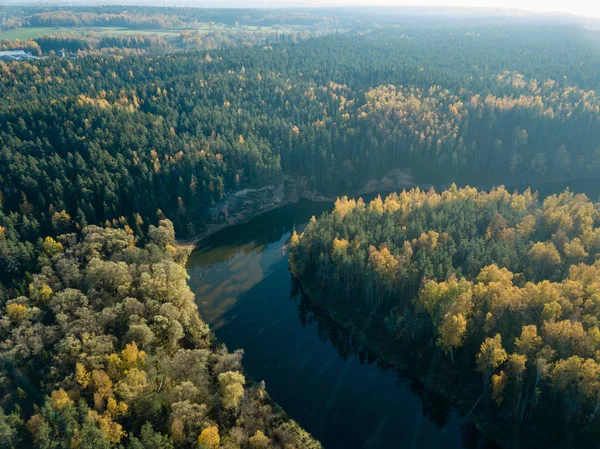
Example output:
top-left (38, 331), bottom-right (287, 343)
top-left (290, 186), bottom-right (600, 448)
top-left (0, 220), bottom-right (322, 449)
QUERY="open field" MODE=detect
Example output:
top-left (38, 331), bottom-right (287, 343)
top-left (0, 24), bottom-right (287, 41)
top-left (0, 25), bottom-right (229, 40)
top-left (0, 27), bottom-right (59, 39)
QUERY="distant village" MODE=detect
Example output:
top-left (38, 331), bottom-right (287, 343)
top-left (0, 50), bottom-right (39, 62)
top-left (0, 49), bottom-right (79, 61)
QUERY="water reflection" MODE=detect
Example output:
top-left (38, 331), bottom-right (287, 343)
top-left (289, 283), bottom-right (496, 449)
top-left (191, 199), bottom-right (332, 267)
top-left (187, 179), bottom-right (600, 449)
top-left (187, 202), bottom-right (498, 449)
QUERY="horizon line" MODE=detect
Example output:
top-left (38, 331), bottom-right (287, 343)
top-left (0, 1), bottom-right (599, 21)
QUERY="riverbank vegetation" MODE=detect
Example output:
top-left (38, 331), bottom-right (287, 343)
top-left (2, 6), bottom-right (600, 448)
top-left (0, 219), bottom-right (321, 449)
top-left (289, 186), bottom-right (600, 447)
top-left (2, 21), bottom-right (600, 262)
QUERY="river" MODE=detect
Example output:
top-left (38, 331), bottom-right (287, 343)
top-left (187, 199), bottom-right (495, 449)
top-left (186, 179), bottom-right (600, 449)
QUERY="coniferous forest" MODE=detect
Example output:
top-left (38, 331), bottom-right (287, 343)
top-left (1, 5), bottom-right (600, 449)
top-left (290, 187), bottom-right (600, 447)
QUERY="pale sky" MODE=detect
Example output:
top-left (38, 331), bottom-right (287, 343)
top-left (385, 1), bottom-right (599, 18)
top-left (2, 0), bottom-right (599, 20)
top-left (376, 1), bottom-right (598, 18)
top-left (227, 0), bottom-right (600, 19)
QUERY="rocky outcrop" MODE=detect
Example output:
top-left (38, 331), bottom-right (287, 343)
top-left (357, 168), bottom-right (416, 195)
top-left (284, 168), bottom-right (417, 202)
top-left (208, 184), bottom-right (286, 224)
top-left (192, 168), bottom-right (418, 246)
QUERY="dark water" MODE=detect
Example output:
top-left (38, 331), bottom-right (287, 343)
top-left (187, 200), bottom-right (489, 449)
top-left (186, 179), bottom-right (600, 449)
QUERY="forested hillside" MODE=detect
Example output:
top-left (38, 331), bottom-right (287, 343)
top-left (289, 186), bottom-right (600, 448)
top-left (2, 23), bottom-right (600, 288)
top-left (0, 219), bottom-right (321, 449)
top-left (0, 6), bottom-right (341, 31)
top-left (0, 6), bottom-right (346, 56)
top-left (2, 8), bottom-right (600, 449)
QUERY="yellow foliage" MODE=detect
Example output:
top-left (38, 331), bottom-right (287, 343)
top-left (106, 397), bottom-right (128, 418)
top-left (51, 389), bottom-right (74, 410)
top-left (42, 236), bottom-right (63, 256)
top-left (91, 370), bottom-right (113, 401)
top-left (563, 238), bottom-right (588, 262)
top-left (248, 429), bottom-right (271, 449)
top-left (39, 284), bottom-right (53, 302)
top-left (414, 230), bottom-right (439, 250)
top-left (115, 368), bottom-right (148, 402)
top-left (331, 238), bottom-right (349, 258)
top-left (516, 215), bottom-right (536, 237)
top-left (438, 313), bottom-right (467, 355)
top-left (106, 353), bottom-right (123, 378)
top-left (290, 231), bottom-right (300, 247)
top-left (476, 334), bottom-right (508, 379)
top-left (75, 363), bottom-right (91, 388)
top-left (476, 264), bottom-right (514, 287)
top-left (333, 196), bottom-right (357, 219)
top-left (491, 371), bottom-right (508, 405)
top-left (383, 194), bottom-right (401, 214)
top-left (514, 325), bottom-right (543, 358)
top-left (198, 426), bottom-right (220, 449)
top-left (121, 342), bottom-right (146, 370)
top-left (166, 244), bottom-right (178, 257)
top-left (369, 195), bottom-right (384, 215)
top-left (579, 359), bottom-right (600, 400)
top-left (30, 283), bottom-right (54, 304)
top-left (528, 242), bottom-right (561, 267)
top-left (87, 411), bottom-right (126, 444)
top-left (368, 246), bottom-right (399, 279)
top-left (218, 371), bottom-right (245, 410)
top-left (6, 303), bottom-right (28, 322)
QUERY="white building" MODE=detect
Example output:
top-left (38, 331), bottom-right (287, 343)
top-left (0, 50), bottom-right (38, 61)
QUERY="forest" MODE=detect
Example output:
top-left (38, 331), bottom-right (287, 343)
top-left (289, 186), bottom-right (600, 447)
top-left (2, 22), bottom-right (600, 285)
top-left (0, 6), bottom-right (347, 56)
top-left (1, 5), bottom-right (600, 449)
top-left (0, 6), bottom-right (342, 31)
top-left (0, 219), bottom-right (321, 449)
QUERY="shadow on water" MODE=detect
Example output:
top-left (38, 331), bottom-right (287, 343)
top-left (186, 179), bottom-right (600, 449)
top-left (213, 254), bottom-right (497, 449)
top-left (190, 199), bottom-right (332, 264)
top-left (188, 231), bottom-right (497, 449)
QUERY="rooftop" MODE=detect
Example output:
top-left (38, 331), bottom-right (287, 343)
top-left (0, 50), bottom-right (30, 56)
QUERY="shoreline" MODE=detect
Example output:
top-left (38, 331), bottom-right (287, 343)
top-left (293, 283), bottom-right (516, 449)
top-left (176, 182), bottom-right (417, 250)
top-left (175, 196), bottom-right (301, 250)
top-left (176, 174), bottom-right (600, 251)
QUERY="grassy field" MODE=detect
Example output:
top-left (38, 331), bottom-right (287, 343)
top-left (72, 27), bottom-right (184, 36)
top-left (0, 27), bottom-right (59, 39)
top-left (0, 23), bottom-right (287, 41)
top-left (0, 26), bottom-right (225, 40)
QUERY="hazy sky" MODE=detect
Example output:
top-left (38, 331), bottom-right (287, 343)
top-left (1, 0), bottom-right (598, 19)
top-left (221, 0), bottom-right (600, 18)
